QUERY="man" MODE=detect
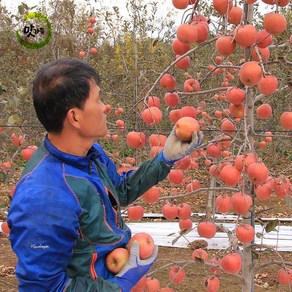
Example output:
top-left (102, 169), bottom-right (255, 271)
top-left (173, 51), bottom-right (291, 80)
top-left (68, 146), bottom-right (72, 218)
top-left (8, 58), bottom-right (203, 291)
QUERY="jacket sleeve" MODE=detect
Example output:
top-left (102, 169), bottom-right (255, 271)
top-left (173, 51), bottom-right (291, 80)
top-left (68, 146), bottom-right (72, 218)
top-left (98, 147), bottom-right (171, 206)
top-left (8, 186), bottom-right (121, 292)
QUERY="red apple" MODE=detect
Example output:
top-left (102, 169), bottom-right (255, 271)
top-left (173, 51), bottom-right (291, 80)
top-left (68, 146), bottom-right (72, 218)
top-left (280, 111), bottom-right (292, 130)
top-left (127, 205), bottom-right (144, 221)
top-left (164, 92), bottom-right (180, 107)
top-left (177, 202), bottom-right (192, 220)
top-left (204, 275), bottom-right (220, 292)
top-left (2, 161), bottom-right (12, 168)
top-left (0, 221), bottom-right (10, 235)
top-left (220, 252), bottom-right (242, 274)
top-left (169, 266), bottom-right (186, 284)
top-left (162, 203), bottom-right (178, 220)
top-left (159, 74), bottom-right (176, 91)
top-left (127, 232), bottom-right (155, 259)
top-left (191, 248), bottom-right (208, 261)
top-left (79, 51), bottom-right (86, 58)
top-left (175, 117), bottom-right (200, 142)
top-left (89, 16), bottom-right (96, 24)
top-left (179, 218), bottom-right (193, 231)
top-left (236, 224), bottom-right (255, 243)
top-left (183, 78), bottom-right (200, 92)
top-left (11, 133), bottom-right (25, 146)
top-left (105, 247), bottom-right (130, 274)
top-left (21, 146), bottom-right (37, 161)
top-left (277, 267), bottom-right (292, 286)
top-left (131, 275), bottom-right (147, 290)
top-left (145, 277), bottom-right (161, 291)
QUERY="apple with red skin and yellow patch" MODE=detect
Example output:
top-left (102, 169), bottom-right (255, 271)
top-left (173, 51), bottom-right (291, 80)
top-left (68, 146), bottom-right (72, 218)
top-left (127, 232), bottom-right (155, 259)
top-left (105, 247), bottom-right (130, 274)
top-left (175, 117), bottom-right (200, 142)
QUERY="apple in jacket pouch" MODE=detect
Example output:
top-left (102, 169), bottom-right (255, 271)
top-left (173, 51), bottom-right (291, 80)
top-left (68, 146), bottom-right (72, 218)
top-left (105, 247), bottom-right (130, 274)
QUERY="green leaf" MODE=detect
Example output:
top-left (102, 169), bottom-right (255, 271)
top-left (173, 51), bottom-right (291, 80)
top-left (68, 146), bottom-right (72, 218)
top-left (254, 100), bottom-right (263, 107)
top-left (265, 220), bottom-right (279, 233)
top-left (21, 2), bottom-right (29, 8)
top-left (171, 234), bottom-right (181, 245)
top-left (249, 262), bottom-right (255, 271)
top-left (7, 96), bottom-right (20, 109)
top-left (193, 257), bottom-right (205, 264)
top-left (18, 4), bottom-right (25, 15)
top-left (256, 232), bottom-right (263, 238)
top-left (0, 85), bottom-right (7, 95)
top-left (251, 250), bottom-right (259, 260)
top-left (18, 87), bottom-right (29, 96)
top-left (7, 114), bottom-right (22, 125)
top-left (4, 173), bottom-right (13, 184)
top-left (152, 38), bottom-right (159, 46)
top-left (285, 196), bottom-right (292, 208)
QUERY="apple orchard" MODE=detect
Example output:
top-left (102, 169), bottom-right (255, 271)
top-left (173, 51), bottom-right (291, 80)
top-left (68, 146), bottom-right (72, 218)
top-left (0, 0), bottom-right (292, 291)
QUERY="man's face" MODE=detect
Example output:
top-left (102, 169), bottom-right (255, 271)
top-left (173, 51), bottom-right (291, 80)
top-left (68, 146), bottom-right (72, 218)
top-left (77, 79), bottom-right (108, 139)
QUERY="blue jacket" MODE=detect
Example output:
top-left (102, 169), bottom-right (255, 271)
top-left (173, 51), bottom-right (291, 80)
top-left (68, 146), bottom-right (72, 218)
top-left (8, 137), bottom-right (170, 291)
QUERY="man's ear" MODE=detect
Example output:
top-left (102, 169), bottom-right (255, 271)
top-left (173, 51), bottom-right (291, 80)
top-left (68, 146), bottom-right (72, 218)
top-left (66, 108), bottom-right (81, 129)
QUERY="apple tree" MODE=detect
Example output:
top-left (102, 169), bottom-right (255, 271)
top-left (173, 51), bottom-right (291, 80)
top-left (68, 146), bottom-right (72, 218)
top-left (92, 0), bottom-right (292, 291)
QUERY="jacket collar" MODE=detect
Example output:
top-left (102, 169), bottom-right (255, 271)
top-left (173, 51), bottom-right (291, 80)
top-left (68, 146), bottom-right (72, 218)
top-left (44, 136), bottom-right (100, 168)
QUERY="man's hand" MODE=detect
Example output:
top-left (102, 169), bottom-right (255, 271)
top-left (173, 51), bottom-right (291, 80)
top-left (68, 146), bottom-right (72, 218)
top-left (161, 126), bottom-right (204, 166)
top-left (109, 241), bottom-right (158, 292)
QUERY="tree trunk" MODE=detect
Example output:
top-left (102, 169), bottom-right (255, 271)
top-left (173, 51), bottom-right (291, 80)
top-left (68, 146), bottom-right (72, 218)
top-left (206, 176), bottom-right (216, 221)
top-left (242, 3), bottom-right (255, 292)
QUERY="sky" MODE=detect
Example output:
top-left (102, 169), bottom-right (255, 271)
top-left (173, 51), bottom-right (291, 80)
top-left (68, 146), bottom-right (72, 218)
top-left (2, 0), bottom-right (189, 29)
top-left (2, 0), bottom-right (274, 20)
top-left (2, 0), bottom-right (180, 16)
top-left (1, 0), bottom-right (277, 39)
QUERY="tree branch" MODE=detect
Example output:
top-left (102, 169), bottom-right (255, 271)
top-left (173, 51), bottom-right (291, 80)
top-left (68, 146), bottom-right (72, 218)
top-left (254, 85), bottom-right (289, 103)
top-left (177, 86), bottom-right (230, 97)
top-left (254, 259), bottom-right (292, 274)
top-left (131, 37), bottom-right (219, 109)
top-left (158, 187), bottom-right (240, 201)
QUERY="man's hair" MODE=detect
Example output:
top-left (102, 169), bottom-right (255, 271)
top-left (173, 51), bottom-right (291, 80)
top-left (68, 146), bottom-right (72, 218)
top-left (32, 58), bottom-right (100, 133)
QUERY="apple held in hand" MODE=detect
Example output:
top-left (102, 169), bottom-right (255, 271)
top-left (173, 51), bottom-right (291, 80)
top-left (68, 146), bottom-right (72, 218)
top-left (127, 232), bottom-right (155, 259)
top-left (175, 117), bottom-right (200, 142)
top-left (105, 247), bottom-right (130, 274)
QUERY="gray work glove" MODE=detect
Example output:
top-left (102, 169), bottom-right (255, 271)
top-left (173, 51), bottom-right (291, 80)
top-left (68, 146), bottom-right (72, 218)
top-left (109, 241), bottom-right (158, 292)
top-left (160, 126), bottom-right (204, 165)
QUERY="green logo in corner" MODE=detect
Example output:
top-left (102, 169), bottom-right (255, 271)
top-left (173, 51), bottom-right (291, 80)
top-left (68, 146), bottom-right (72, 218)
top-left (16, 12), bottom-right (52, 49)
